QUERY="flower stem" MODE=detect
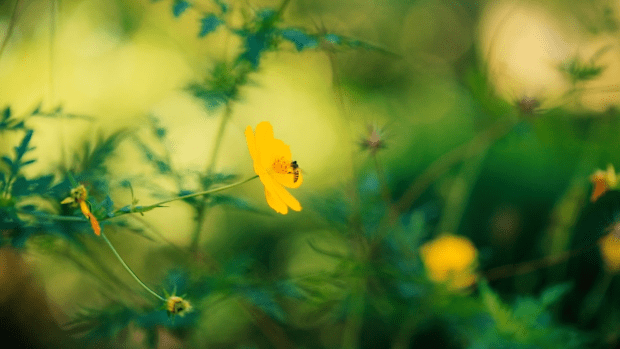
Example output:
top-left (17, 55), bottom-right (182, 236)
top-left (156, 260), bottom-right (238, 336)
top-left (0, 0), bottom-right (20, 60)
top-left (151, 175), bottom-right (258, 207)
top-left (18, 210), bottom-right (86, 222)
top-left (190, 101), bottom-right (233, 253)
top-left (205, 102), bottom-right (232, 175)
top-left (100, 231), bottom-right (165, 302)
top-left (105, 175), bottom-right (258, 220)
top-left (17, 176), bottom-right (259, 227)
top-left (372, 152), bottom-right (391, 204)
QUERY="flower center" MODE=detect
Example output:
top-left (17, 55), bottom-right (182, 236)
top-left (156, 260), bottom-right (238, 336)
top-left (272, 157), bottom-right (290, 174)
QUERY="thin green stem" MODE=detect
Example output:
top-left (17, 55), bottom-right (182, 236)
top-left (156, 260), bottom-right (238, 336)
top-left (106, 175), bottom-right (258, 220)
top-left (579, 270), bottom-right (613, 323)
top-left (436, 141), bottom-right (490, 235)
top-left (372, 152), bottom-right (391, 204)
top-left (150, 175), bottom-right (258, 207)
top-left (0, 0), bottom-right (20, 61)
top-left (18, 210), bottom-right (86, 222)
top-left (205, 102), bottom-right (233, 175)
top-left (100, 231), bottom-right (165, 302)
top-left (275, 0), bottom-right (292, 18)
top-left (341, 278), bottom-right (366, 349)
top-left (483, 239), bottom-right (600, 281)
top-left (394, 117), bottom-right (517, 214)
top-left (189, 102), bottom-right (234, 253)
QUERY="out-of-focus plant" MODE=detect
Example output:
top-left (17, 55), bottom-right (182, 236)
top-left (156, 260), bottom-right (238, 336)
top-left (4, 0), bottom-right (620, 348)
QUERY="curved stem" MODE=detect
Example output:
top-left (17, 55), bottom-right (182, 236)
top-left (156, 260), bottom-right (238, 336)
top-left (150, 175), bottom-right (258, 207)
top-left (105, 175), bottom-right (259, 220)
top-left (0, 0), bottom-right (20, 61)
top-left (17, 210), bottom-right (86, 222)
top-left (205, 102), bottom-right (232, 175)
top-left (394, 117), bottom-right (517, 214)
top-left (100, 231), bottom-right (165, 302)
top-left (483, 239), bottom-right (600, 281)
top-left (190, 102), bottom-right (233, 253)
top-left (372, 152), bottom-right (391, 204)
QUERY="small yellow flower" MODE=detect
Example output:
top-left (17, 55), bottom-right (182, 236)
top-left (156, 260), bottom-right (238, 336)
top-left (590, 164), bottom-right (617, 202)
top-left (166, 296), bottom-right (192, 317)
top-left (420, 234), bottom-right (478, 290)
top-left (599, 232), bottom-right (620, 273)
top-left (61, 184), bottom-right (101, 236)
top-left (245, 121), bottom-right (302, 214)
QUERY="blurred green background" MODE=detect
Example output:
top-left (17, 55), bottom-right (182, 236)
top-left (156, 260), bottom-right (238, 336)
top-left (3, 0), bottom-right (620, 348)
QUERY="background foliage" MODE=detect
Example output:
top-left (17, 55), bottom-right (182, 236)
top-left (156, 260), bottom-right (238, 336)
top-left (2, 0), bottom-right (620, 348)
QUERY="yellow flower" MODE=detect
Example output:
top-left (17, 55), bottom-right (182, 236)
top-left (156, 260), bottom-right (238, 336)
top-left (245, 121), bottom-right (302, 214)
top-left (420, 234), bottom-right (478, 290)
top-left (599, 232), bottom-right (620, 273)
top-left (61, 184), bottom-right (101, 236)
top-left (590, 164), bottom-right (617, 202)
top-left (166, 296), bottom-right (192, 317)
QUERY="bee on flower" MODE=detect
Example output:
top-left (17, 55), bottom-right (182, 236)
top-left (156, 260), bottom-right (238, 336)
top-left (61, 184), bottom-right (101, 236)
top-left (420, 234), bottom-right (478, 290)
top-left (245, 121), bottom-right (303, 214)
top-left (590, 164), bottom-right (618, 202)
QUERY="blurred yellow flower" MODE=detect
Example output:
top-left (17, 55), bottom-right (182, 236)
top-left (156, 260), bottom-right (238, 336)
top-left (166, 296), bottom-right (192, 317)
top-left (590, 164), bottom-right (617, 202)
top-left (245, 121), bottom-right (302, 214)
top-left (420, 234), bottom-right (478, 289)
top-left (599, 232), bottom-right (620, 273)
top-left (61, 184), bottom-right (101, 236)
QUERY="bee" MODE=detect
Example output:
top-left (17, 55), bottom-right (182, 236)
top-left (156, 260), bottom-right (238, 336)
top-left (289, 160), bottom-right (300, 183)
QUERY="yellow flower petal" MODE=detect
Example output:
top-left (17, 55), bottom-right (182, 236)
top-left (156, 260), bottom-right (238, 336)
top-left (264, 187), bottom-right (288, 214)
top-left (272, 166), bottom-right (303, 188)
top-left (245, 126), bottom-right (266, 177)
top-left (600, 233), bottom-right (620, 273)
top-left (245, 121), bottom-right (302, 214)
top-left (61, 197), bottom-right (75, 205)
top-left (79, 200), bottom-right (101, 236)
top-left (259, 171), bottom-right (301, 211)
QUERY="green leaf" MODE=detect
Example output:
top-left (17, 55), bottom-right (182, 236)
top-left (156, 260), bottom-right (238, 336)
top-left (209, 195), bottom-right (259, 212)
top-left (172, 0), bottom-right (190, 17)
top-left (199, 14), bottom-right (222, 37)
top-left (280, 28), bottom-right (318, 51)
top-left (323, 34), bottom-right (341, 45)
top-left (1, 156), bottom-right (13, 168)
top-left (560, 50), bottom-right (608, 84)
top-left (65, 305), bottom-right (136, 341)
top-left (201, 172), bottom-right (238, 188)
top-left (241, 288), bottom-right (286, 323)
top-left (11, 175), bottom-right (54, 197)
top-left (214, 0), bottom-right (227, 13)
top-left (540, 283), bottom-right (572, 307)
top-left (0, 106), bottom-right (25, 130)
top-left (13, 130), bottom-right (34, 166)
top-left (478, 279), bottom-right (516, 334)
top-left (74, 130), bottom-right (127, 176)
top-left (187, 62), bottom-right (245, 110)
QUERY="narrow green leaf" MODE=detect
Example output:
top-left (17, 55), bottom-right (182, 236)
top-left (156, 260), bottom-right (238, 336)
top-left (172, 0), bottom-right (190, 17)
top-left (540, 283), bottom-right (572, 307)
top-left (199, 14), bottom-right (222, 37)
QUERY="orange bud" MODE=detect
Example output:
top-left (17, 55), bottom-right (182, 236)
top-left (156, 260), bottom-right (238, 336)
top-left (79, 200), bottom-right (101, 236)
